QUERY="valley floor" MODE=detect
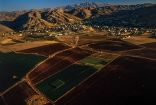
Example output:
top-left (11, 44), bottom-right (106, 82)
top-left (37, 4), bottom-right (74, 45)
top-left (0, 32), bottom-right (156, 105)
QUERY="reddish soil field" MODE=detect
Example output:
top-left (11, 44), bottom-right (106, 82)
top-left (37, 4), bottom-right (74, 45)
top-left (123, 48), bottom-right (156, 60)
top-left (20, 43), bottom-right (70, 56)
top-left (0, 97), bottom-right (5, 105)
top-left (141, 42), bottom-right (156, 49)
top-left (56, 56), bottom-right (156, 105)
top-left (29, 48), bottom-right (92, 84)
top-left (77, 35), bottom-right (107, 46)
top-left (3, 81), bottom-right (37, 105)
top-left (88, 39), bottom-right (141, 52)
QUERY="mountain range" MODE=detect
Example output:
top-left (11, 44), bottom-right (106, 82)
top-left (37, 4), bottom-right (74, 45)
top-left (0, 2), bottom-right (156, 31)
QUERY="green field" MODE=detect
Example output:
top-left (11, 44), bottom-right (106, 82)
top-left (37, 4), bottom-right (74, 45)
top-left (36, 56), bottom-right (108, 101)
top-left (36, 64), bottom-right (96, 101)
top-left (80, 56), bottom-right (108, 69)
top-left (0, 52), bottom-right (46, 92)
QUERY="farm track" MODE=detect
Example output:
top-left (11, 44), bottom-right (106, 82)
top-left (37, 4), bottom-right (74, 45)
top-left (1, 38), bottom-right (156, 105)
top-left (88, 39), bottom-right (141, 52)
top-left (0, 44), bottom-right (72, 105)
top-left (122, 48), bottom-right (156, 60)
top-left (1, 77), bottom-right (55, 105)
top-left (20, 43), bottom-right (70, 56)
top-left (2, 81), bottom-right (37, 105)
top-left (55, 40), bottom-right (156, 105)
top-left (55, 54), bottom-right (120, 104)
top-left (55, 55), bottom-right (156, 105)
top-left (29, 48), bottom-right (92, 84)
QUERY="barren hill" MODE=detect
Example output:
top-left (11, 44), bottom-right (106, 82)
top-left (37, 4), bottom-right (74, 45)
top-left (0, 24), bottom-right (14, 32)
top-left (42, 9), bottom-right (81, 24)
top-left (0, 2), bottom-right (156, 31)
top-left (86, 4), bottom-right (156, 28)
top-left (13, 11), bottom-right (53, 30)
top-left (67, 8), bottom-right (92, 19)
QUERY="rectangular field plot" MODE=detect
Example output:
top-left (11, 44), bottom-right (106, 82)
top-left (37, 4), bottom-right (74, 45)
top-left (29, 48), bottom-right (92, 84)
top-left (36, 64), bottom-right (97, 101)
top-left (88, 39), bottom-right (141, 52)
top-left (50, 79), bottom-right (65, 89)
top-left (123, 48), bottom-right (156, 60)
top-left (56, 56), bottom-right (156, 105)
top-left (3, 81), bottom-right (37, 105)
top-left (20, 43), bottom-right (70, 56)
top-left (0, 52), bottom-right (46, 92)
top-left (80, 56), bottom-right (108, 69)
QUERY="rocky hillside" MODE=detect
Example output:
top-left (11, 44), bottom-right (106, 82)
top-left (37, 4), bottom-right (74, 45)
top-left (42, 9), bottom-right (81, 24)
top-left (86, 4), bottom-right (156, 28)
top-left (64, 2), bottom-right (111, 11)
top-left (0, 2), bottom-right (156, 31)
top-left (0, 11), bottom-right (26, 21)
top-left (13, 11), bottom-right (53, 30)
top-left (0, 24), bottom-right (14, 32)
top-left (67, 8), bottom-right (92, 19)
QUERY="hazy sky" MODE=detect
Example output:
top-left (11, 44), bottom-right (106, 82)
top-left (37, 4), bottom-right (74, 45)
top-left (0, 0), bottom-right (156, 11)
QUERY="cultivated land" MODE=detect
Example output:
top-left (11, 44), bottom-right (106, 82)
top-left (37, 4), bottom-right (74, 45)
top-left (1, 2), bottom-right (156, 105)
top-left (141, 42), bottom-right (156, 49)
top-left (123, 35), bottom-right (156, 45)
top-left (20, 43), bottom-right (70, 56)
top-left (123, 48), bottom-right (156, 60)
top-left (36, 55), bottom-right (108, 101)
top-left (0, 33), bottom-right (155, 105)
top-left (0, 52), bottom-right (46, 92)
top-left (3, 81), bottom-right (52, 105)
top-left (57, 32), bottom-right (108, 46)
top-left (36, 64), bottom-right (96, 101)
top-left (29, 48), bottom-right (92, 84)
top-left (56, 56), bottom-right (156, 105)
top-left (3, 81), bottom-right (37, 105)
top-left (0, 40), bottom-right (57, 53)
top-left (88, 39), bottom-right (141, 53)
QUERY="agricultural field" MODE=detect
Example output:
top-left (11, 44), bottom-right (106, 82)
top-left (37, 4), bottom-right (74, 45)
top-left (2, 81), bottom-right (52, 105)
top-left (20, 43), bottom-right (70, 56)
top-left (123, 35), bottom-right (156, 45)
top-left (35, 55), bottom-right (109, 102)
top-left (57, 32), bottom-right (107, 46)
top-left (36, 64), bottom-right (97, 101)
top-left (0, 52), bottom-right (46, 92)
top-left (56, 56), bottom-right (156, 105)
top-left (80, 56), bottom-right (108, 69)
top-left (0, 40), bottom-right (56, 53)
top-left (29, 48), bottom-right (92, 84)
top-left (0, 33), bottom-right (155, 105)
top-left (141, 42), bottom-right (156, 49)
top-left (123, 48), bottom-right (156, 60)
top-left (3, 81), bottom-right (37, 105)
top-left (88, 39), bottom-right (141, 52)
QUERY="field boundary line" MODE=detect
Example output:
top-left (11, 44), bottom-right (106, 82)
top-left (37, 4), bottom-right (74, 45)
top-left (122, 54), bottom-right (156, 61)
top-left (55, 54), bottom-right (120, 102)
top-left (34, 50), bottom-right (93, 85)
top-left (1, 80), bottom-right (24, 96)
top-left (5, 41), bottom-right (58, 53)
top-left (16, 43), bottom-right (70, 57)
top-left (30, 49), bottom-right (78, 81)
top-left (1, 95), bottom-right (8, 105)
top-left (15, 52), bottom-right (47, 58)
top-left (119, 47), bottom-right (145, 53)
top-left (26, 47), bottom-right (73, 79)
top-left (25, 79), bottom-right (55, 105)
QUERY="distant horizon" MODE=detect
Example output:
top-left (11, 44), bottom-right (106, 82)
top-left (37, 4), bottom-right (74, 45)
top-left (0, 0), bottom-right (156, 12)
